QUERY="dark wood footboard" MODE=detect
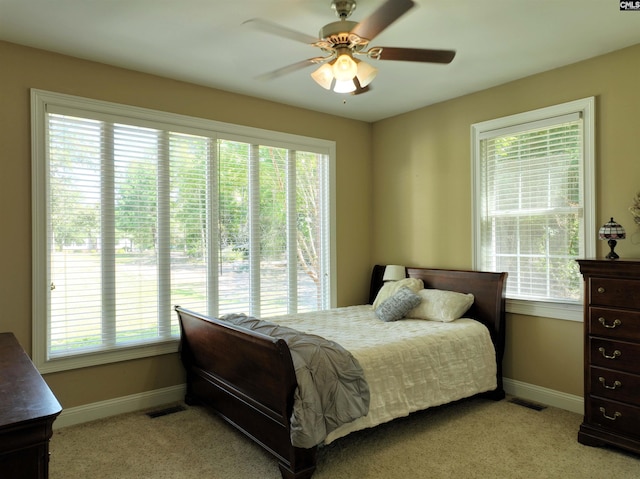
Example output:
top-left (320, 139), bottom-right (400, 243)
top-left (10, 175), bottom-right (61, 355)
top-left (176, 265), bottom-right (507, 478)
top-left (175, 306), bottom-right (317, 479)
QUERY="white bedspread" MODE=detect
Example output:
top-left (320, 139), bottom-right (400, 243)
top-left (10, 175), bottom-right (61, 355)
top-left (269, 305), bottom-right (497, 444)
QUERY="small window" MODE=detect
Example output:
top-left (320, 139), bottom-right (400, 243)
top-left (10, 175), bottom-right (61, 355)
top-left (471, 98), bottom-right (595, 321)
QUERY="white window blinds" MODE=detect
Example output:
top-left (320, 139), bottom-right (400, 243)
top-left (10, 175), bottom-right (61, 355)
top-left (472, 98), bottom-right (595, 310)
top-left (32, 90), bottom-right (334, 372)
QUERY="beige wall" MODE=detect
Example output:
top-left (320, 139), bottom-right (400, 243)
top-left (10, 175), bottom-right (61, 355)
top-left (372, 43), bottom-right (640, 397)
top-left (0, 41), bottom-right (372, 408)
top-left (3, 37), bottom-right (640, 410)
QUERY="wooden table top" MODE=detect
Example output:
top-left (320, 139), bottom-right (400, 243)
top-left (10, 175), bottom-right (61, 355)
top-left (0, 332), bottom-right (62, 429)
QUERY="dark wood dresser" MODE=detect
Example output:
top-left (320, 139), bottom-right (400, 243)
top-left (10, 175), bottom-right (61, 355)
top-left (577, 259), bottom-right (640, 455)
top-left (0, 333), bottom-right (62, 478)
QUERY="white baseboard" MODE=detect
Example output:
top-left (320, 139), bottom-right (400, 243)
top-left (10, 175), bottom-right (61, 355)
top-left (53, 379), bottom-right (582, 430)
top-left (54, 384), bottom-right (186, 429)
top-left (503, 378), bottom-right (583, 414)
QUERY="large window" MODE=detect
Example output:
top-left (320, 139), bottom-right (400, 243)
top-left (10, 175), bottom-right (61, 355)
top-left (31, 90), bottom-right (335, 372)
top-left (472, 98), bottom-right (595, 321)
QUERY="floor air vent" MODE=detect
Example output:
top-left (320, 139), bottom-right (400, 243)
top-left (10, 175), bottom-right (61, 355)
top-left (509, 398), bottom-right (547, 411)
top-left (146, 404), bottom-right (186, 418)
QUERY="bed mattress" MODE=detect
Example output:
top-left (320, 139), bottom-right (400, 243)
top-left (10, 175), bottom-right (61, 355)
top-left (269, 304), bottom-right (497, 444)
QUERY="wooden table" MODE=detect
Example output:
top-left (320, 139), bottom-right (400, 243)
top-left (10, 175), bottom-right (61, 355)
top-left (0, 333), bottom-right (62, 478)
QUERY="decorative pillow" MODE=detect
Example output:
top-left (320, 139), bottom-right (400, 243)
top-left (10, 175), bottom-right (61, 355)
top-left (372, 278), bottom-right (424, 309)
top-left (406, 289), bottom-right (474, 322)
top-left (375, 287), bottom-right (422, 322)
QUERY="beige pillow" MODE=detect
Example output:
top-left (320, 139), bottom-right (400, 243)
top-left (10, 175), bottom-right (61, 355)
top-left (372, 278), bottom-right (424, 309)
top-left (406, 289), bottom-right (474, 322)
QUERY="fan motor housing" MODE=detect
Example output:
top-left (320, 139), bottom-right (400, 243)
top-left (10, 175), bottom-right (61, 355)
top-left (319, 20), bottom-right (366, 47)
top-left (320, 20), bottom-right (358, 38)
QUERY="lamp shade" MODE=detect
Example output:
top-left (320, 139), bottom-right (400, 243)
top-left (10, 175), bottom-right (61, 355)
top-left (355, 59), bottom-right (378, 87)
top-left (310, 63), bottom-right (334, 90)
top-left (333, 79), bottom-right (357, 93)
top-left (383, 265), bottom-right (406, 282)
top-left (332, 53), bottom-right (358, 81)
top-left (599, 217), bottom-right (626, 240)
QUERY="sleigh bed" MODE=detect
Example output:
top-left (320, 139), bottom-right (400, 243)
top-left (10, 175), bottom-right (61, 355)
top-left (175, 265), bottom-right (507, 479)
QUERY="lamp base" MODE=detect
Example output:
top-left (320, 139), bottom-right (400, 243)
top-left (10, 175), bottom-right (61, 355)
top-left (606, 239), bottom-right (619, 260)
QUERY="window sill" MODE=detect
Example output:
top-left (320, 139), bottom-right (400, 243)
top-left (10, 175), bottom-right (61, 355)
top-left (36, 340), bottom-right (179, 374)
top-left (506, 298), bottom-right (583, 321)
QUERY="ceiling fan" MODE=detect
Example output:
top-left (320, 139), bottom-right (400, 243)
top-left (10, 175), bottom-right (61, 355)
top-left (245, 0), bottom-right (456, 95)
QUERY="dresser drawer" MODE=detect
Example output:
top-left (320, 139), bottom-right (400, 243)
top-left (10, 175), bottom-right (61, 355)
top-left (589, 307), bottom-right (640, 341)
top-left (578, 260), bottom-right (640, 455)
top-left (589, 366), bottom-right (640, 406)
top-left (589, 277), bottom-right (640, 309)
top-left (586, 397), bottom-right (640, 439)
top-left (589, 338), bottom-right (640, 374)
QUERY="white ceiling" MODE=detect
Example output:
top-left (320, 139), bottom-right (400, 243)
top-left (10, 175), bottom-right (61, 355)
top-left (2, 0), bottom-right (639, 122)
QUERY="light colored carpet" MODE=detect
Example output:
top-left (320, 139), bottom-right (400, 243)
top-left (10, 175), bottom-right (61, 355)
top-left (49, 396), bottom-right (639, 478)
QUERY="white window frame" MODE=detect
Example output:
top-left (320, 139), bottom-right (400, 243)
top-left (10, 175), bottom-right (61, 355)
top-left (31, 89), bottom-right (337, 373)
top-left (471, 97), bottom-right (595, 321)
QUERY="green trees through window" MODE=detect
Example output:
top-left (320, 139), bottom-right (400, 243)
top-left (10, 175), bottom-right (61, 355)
top-left (472, 97), bottom-right (595, 318)
top-left (33, 91), bottom-right (333, 369)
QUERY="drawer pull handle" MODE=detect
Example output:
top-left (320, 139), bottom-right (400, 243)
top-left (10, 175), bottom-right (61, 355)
top-left (599, 407), bottom-right (622, 421)
top-left (598, 377), bottom-right (622, 390)
top-left (598, 347), bottom-right (621, 360)
top-left (597, 287), bottom-right (605, 293)
top-left (598, 317), bottom-right (621, 329)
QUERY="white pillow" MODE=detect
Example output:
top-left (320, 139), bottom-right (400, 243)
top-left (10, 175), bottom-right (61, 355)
top-left (372, 278), bottom-right (424, 309)
top-left (406, 289), bottom-right (474, 322)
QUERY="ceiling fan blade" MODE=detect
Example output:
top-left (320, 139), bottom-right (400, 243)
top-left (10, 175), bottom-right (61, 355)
top-left (374, 47), bottom-right (456, 64)
top-left (351, 77), bottom-right (371, 95)
top-left (243, 18), bottom-right (319, 45)
top-left (256, 57), bottom-right (328, 81)
top-left (350, 0), bottom-right (415, 42)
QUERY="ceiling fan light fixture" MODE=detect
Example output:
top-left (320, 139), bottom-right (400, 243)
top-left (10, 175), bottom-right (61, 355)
top-left (355, 59), bottom-right (378, 87)
top-left (311, 63), bottom-right (334, 90)
top-left (249, 0), bottom-right (456, 99)
top-left (311, 60), bottom-right (359, 93)
top-left (333, 78), bottom-right (357, 93)
top-left (332, 52), bottom-right (358, 81)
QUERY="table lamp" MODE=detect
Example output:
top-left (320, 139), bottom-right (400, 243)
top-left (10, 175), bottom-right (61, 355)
top-left (599, 217), bottom-right (626, 260)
